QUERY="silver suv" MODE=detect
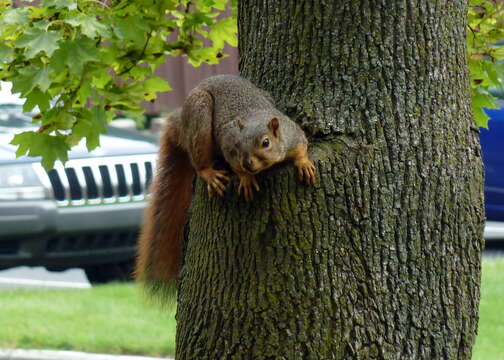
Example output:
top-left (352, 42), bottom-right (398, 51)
top-left (0, 83), bottom-right (158, 283)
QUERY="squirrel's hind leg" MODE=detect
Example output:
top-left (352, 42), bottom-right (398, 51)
top-left (181, 87), bottom-right (230, 197)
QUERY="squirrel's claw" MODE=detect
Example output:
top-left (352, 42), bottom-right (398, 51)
top-left (215, 172), bottom-right (231, 182)
top-left (209, 175), bottom-right (227, 196)
top-left (295, 160), bottom-right (316, 185)
top-left (207, 184), bottom-right (215, 198)
top-left (239, 185), bottom-right (253, 201)
top-left (237, 174), bottom-right (259, 201)
top-left (198, 168), bottom-right (229, 197)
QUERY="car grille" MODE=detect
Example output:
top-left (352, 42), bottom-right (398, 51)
top-left (34, 155), bottom-right (156, 207)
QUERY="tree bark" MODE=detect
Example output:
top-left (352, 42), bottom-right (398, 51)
top-left (175, 1), bottom-right (485, 359)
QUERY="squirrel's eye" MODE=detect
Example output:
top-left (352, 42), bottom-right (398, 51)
top-left (262, 138), bottom-right (270, 148)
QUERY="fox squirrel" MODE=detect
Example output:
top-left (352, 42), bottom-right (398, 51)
top-left (135, 75), bottom-right (316, 292)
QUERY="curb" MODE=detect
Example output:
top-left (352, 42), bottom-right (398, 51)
top-left (0, 350), bottom-right (173, 360)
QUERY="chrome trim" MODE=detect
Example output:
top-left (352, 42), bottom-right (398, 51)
top-left (34, 154), bottom-right (157, 207)
top-left (484, 221), bottom-right (504, 240)
top-left (54, 162), bottom-right (72, 206)
top-left (106, 162), bottom-right (120, 204)
top-left (137, 161), bottom-right (147, 194)
top-left (485, 186), bottom-right (504, 195)
top-left (88, 165), bottom-right (104, 205)
top-left (31, 163), bottom-right (52, 194)
top-left (123, 163), bottom-right (134, 199)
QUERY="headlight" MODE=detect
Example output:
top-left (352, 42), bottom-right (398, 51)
top-left (0, 164), bottom-right (48, 200)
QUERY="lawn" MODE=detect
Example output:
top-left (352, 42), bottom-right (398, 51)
top-left (473, 257), bottom-right (504, 360)
top-left (0, 258), bottom-right (502, 358)
top-left (0, 283), bottom-right (177, 357)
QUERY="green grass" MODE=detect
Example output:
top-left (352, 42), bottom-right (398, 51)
top-left (473, 257), bottom-right (504, 360)
top-left (0, 283), bottom-right (176, 357)
top-left (0, 258), bottom-right (503, 358)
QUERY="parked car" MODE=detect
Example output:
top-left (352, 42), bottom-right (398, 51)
top-left (481, 88), bottom-right (504, 242)
top-left (0, 83), bottom-right (158, 283)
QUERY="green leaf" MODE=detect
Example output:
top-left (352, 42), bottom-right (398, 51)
top-left (473, 88), bottom-right (498, 110)
top-left (76, 81), bottom-right (91, 107)
top-left (113, 16), bottom-right (150, 47)
top-left (52, 37), bottom-right (100, 74)
top-left (70, 106), bottom-right (107, 151)
top-left (89, 105), bottom-right (108, 131)
top-left (210, 0), bottom-right (228, 11)
top-left (195, 0), bottom-right (226, 11)
top-left (473, 107), bottom-right (490, 128)
top-left (142, 76), bottom-right (171, 101)
top-left (91, 70), bottom-right (113, 88)
top-left (38, 134), bottom-right (70, 170)
top-left (0, 42), bottom-right (14, 63)
top-left (2, 0), bottom-right (237, 166)
top-left (11, 66), bottom-right (52, 95)
top-left (10, 132), bottom-right (33, 158)
top-left (85, 106), bottom-right (107, 150)
top-left (15, 28), bottom-right (62, 58)
top-left (129, 65), bottom-right (153, 80)
top-left (2, 7), bottom-right (29, 25)
top-left (23, 88), bottom-right (51, 112)
top-left (98, 44), bottom-right (122, 65)
top-left (42, 0), bottom-right (77, 10)
top-left (153, 0), bottom-right (178, 13)
top-left (188, 47), bottom-right (222, 66)
top-left (472, 88), bottom-right (499, 128)
top-left (493, 45), bottom-right (504, 59)
top-left (43, 107), bottom-right (74, 129)
top-left (10, 131), bottom-right (70, 170)
top-left (66, 14), bottom-right (111, 38)
top-left (209, 17), bottom-right (237, 48)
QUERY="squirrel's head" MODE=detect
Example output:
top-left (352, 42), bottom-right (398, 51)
top-left (235, 116), bottom-right (284, 174)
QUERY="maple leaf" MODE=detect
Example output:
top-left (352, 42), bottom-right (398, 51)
top-left (66, 14), bottom-right (111, 38)
top-left (11, 66), bottom-right (52, 96)
top-left (51, 37), bottom-right (100, 75)
top-left (15, 27), bottom-right (62, 58)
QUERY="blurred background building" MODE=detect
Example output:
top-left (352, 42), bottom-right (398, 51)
top-left (144, 46), bottom-right (239, 115)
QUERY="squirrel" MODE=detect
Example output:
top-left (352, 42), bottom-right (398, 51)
top-left (135, 75), bottom-right (316, 293)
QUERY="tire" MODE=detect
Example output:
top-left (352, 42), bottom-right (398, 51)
top-left (84, 260), bottom-right (134, 284)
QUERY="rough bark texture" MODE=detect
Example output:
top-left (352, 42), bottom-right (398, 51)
top-left (175, 1), bottom-right (485, 359)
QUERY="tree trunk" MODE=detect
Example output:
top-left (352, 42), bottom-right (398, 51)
top-left (175, 1), bottom-right (485, 359)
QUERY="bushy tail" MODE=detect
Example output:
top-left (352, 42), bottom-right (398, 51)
top-left (135, 129), bottom-right (194, 300)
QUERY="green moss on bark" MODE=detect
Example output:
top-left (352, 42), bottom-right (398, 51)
top-left (176, 1), bottom-right (484, 359)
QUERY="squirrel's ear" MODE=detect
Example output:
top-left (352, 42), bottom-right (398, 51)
top-left (268, 117), bottom-right (280, 137)
top-left (236, 118), bottom-right (245, 131)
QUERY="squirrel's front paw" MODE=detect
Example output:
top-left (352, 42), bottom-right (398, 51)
top-left (237, 174), bottom-right (259, 201)
top-left (294, 159), bottom-right (316, 185)
top-left (198, 168), bottom-right (230, 197)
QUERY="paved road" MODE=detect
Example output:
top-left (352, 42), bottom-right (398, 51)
top-left (0, 266), bottom-right (90, 290)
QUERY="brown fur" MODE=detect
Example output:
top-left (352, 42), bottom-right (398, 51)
top-left (135, 75), bottom-right (316, 291)
top-left (135, 114), bottom-right (194, 287)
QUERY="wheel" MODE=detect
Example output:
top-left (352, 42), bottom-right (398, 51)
top-left (83, 260), bottom-right (134, 284)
